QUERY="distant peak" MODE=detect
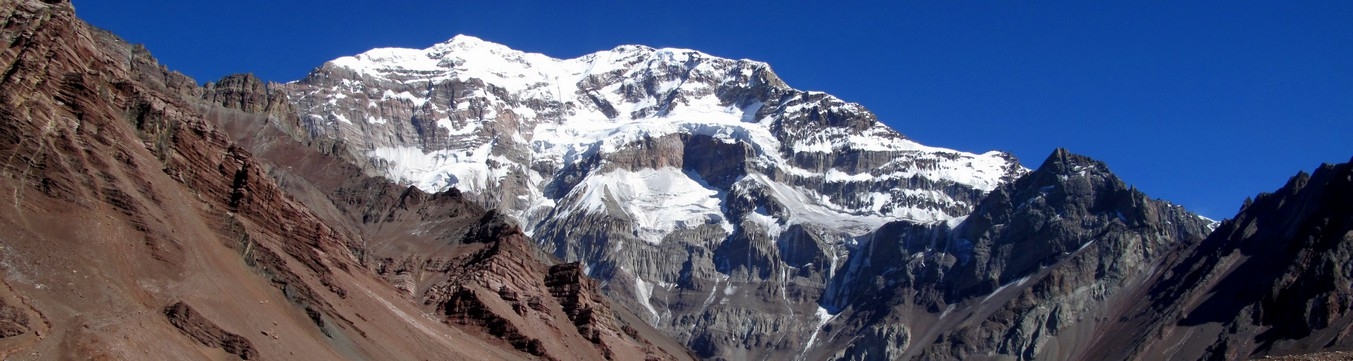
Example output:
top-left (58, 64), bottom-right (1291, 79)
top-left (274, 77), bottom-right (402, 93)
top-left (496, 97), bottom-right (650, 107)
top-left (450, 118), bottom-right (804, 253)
top-left (430, 34), bottom-right (510, 52)
top-left (608, 44), bottom-right (655, 54)
top-left (1018, 148), bottom-right (1122, 191)
top-left (443, 34), bottom-right (491, 46)
top-left (1037, 148), bottom-right (1106, 173)
top-left (601, 44), bottom-right (724, 64)
top-left (414, 34), bottom-right (531, 66)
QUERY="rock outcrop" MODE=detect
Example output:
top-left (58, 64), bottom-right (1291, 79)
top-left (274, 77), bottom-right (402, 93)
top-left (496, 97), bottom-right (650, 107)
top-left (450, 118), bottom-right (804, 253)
top-left (0, 297), bottom-right (31, 338)
top-left (163, 302), bottom-right (259, 360)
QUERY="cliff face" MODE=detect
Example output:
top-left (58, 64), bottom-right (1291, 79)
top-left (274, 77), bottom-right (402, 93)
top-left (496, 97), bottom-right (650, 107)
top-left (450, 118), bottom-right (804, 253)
top-left (0, 1), bottom-right (688, 359)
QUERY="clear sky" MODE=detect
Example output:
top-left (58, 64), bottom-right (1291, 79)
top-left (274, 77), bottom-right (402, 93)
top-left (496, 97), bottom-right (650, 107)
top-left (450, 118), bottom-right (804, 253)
top-left (73, 1), bottom-right (1351, 220)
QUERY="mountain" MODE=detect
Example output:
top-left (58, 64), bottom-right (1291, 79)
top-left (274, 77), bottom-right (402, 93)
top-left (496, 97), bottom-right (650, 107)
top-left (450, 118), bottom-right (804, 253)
top-left (282, 34), bottom-right (1353, 360)
top-left (0, 1), bottom-right (688, 359)
top-left (285, 34), bottom-right (1025, 359)
top-left (7, 1), bottom-right (1353, 360)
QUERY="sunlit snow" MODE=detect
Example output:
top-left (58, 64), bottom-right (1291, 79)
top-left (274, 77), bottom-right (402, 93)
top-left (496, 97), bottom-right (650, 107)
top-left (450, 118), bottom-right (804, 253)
top-left (571, 167), bottom-right (731, 245)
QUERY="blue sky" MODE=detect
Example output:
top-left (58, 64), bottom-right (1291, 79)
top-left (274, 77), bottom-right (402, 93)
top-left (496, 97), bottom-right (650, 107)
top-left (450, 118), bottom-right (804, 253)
top-left (74, 1), bottom-right (1351, 220)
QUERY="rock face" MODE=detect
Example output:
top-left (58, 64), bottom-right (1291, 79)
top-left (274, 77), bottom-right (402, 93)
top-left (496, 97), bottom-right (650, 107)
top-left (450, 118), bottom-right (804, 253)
top-left (163, 302), bottom-right (259, 360)
top-left (0, 297), bottom-right (31, 338)
top-left (285, 35), bottom-right (1025, 359)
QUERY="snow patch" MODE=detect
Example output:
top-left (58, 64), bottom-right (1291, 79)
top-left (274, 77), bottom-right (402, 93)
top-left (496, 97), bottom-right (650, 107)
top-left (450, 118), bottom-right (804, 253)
top-left (944, 215), bottom-right (969, 229)
top-left (572, 167), bottom-right (730, 244)
top-left (332, 112), bottom-right (352, 124)
top-left (634, 277), bottom-right (659, 324)
top-left (738, 174), bottom-right (892, 235)
top-left (368, 145), bottom-right (513, 194)
top-left (801, 306), bottom-right (838, 358)
top-left (982, 275), bottom-right (1032, 303)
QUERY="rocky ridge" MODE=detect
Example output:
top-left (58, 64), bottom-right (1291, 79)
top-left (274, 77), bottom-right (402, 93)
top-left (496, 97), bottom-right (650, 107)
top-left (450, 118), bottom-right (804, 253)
top-left (163, 302), bottom-right (259, 360)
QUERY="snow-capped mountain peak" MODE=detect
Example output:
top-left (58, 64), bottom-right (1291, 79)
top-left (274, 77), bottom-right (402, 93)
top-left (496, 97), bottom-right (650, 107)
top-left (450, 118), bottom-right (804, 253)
top-left (293, 34), bottom-right (1024, 231)
top-left (283, 34), bottom-right (1026, 359)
